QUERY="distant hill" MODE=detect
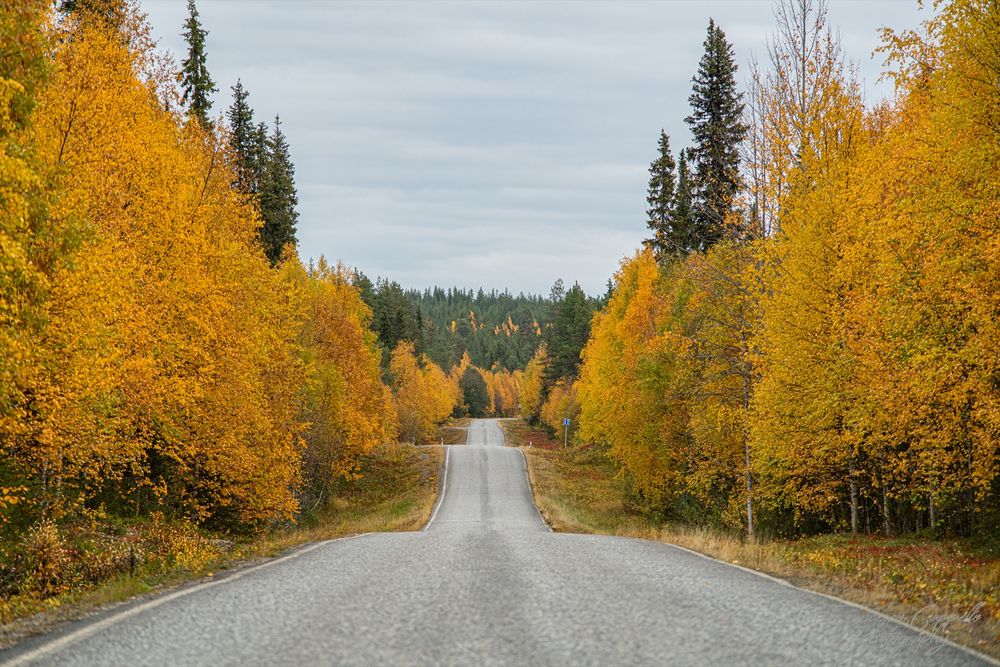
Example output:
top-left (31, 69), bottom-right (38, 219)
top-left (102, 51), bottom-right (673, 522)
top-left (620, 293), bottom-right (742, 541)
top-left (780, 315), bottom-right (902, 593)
top-left (354, 274), bottom-right (553, 371)
top-left (406, 287), bottom-right (550, 371)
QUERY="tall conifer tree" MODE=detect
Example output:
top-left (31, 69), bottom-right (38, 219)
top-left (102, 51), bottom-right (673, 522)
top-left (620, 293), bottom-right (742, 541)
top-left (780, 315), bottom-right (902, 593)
top-left (226, 80), bottom-right (264, 196)
top-left (180, 0), bottom-right (216, 127)
top-left (685, 19), bottom-right (746, 250)
top-left (459, 367), bottom-right (490, 417)
top-left (258, 116), bottom-right (299, 265)
top-left (542, 283), bottom-right (593, 387)
top-left (674, 150), bottom-right (694, 242)
top-left (643, 130), bottom-right (686, 259)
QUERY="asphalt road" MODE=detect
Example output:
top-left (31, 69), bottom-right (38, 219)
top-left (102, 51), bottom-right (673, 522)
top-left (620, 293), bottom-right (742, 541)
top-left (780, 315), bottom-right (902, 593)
top-left (2, 419), bottom-right (993, 666)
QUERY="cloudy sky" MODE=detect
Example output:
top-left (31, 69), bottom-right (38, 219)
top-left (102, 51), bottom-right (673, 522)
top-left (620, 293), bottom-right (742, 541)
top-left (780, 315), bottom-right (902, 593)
top-left (141, 0), bottom-right (929, 296)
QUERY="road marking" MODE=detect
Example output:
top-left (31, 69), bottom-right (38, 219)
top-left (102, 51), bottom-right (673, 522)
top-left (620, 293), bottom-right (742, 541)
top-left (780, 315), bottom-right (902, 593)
top-left (492, 420), bottom-right (552, 533)
top-left (423, 445), bottom-right (450, 531)
top-left (663, 541), bottom-right (1000, 666)
top-left (1, 533), bottom-right (372, 667)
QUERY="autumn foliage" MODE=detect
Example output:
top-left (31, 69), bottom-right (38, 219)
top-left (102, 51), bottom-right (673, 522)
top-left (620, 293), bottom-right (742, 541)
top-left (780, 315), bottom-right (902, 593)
top-left (480, 366), bottom-right (522, 417)
top-left (540, 381), bottom-right (579, 441)
top-left (519, 345), bottom-right (547, 421)
top-left (291, 259), bottom-right (397, 502)
top-left (578, 0), bottom-right (1000, 538)
top-left (390, 341), bottom-right (458, 443)
top-left (0, 2), bottom-right (400, 542)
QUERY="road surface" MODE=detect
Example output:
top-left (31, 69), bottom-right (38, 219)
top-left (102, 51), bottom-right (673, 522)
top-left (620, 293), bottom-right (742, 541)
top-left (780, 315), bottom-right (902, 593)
top-left (2, 419), bottom-right (992, 666)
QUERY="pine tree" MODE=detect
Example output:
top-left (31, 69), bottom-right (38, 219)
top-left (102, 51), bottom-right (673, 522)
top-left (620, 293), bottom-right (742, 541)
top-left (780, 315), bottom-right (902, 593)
top-left (543, 283), bottom-right (593, 387)
top-left (180, 0), bottom-right (216, 127)
top-left (226, 80), bottom-right (263, 196)
top-left (258, 116), bottom-right (298, 265)
top-left (253, 120), bottom-right (269, 172)
top-left (674, 150), bottom-right (694, 243)
top-left (643, 130), bottom-right (682, 259)
top-left (685, 19), bottom-right (746, 250)
top-left (459, 367), bottom-right (490, 417)
top-left (372, 279), bottom-right (419, 355)
top-left (549, 278), bottom-right (565, 303)
top-left (352, 269), bottom-right (376, 309)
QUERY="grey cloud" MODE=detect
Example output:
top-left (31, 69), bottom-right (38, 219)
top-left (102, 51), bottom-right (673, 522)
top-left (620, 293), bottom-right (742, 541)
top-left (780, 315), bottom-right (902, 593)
top-left (141, 0), bottom-right (929, 295)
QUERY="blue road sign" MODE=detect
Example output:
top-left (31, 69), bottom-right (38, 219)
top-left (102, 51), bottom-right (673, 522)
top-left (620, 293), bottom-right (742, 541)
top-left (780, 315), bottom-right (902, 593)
top-left (562, 418), bottom-right (571, 426)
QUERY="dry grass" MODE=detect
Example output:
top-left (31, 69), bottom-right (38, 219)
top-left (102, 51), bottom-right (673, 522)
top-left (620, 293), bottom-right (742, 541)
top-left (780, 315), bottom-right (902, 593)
top-left (521, 442), bottom-right (655, 537)
top-left (257, 442), bottom-right (442, 553)
top-left (499, 418), bottom-right (561, 450)
top-left (513, 419), bottom-right (1000, 659)
top-left (434, 417), bottom-right (472, 445)
top-left (0, 443), bottom-right (443, 649)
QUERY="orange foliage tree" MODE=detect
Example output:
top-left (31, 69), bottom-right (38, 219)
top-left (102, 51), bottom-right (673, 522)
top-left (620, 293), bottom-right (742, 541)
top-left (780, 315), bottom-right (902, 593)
top-left (0, 0), bottom-right (68, 520)
top-left (519, 345), bottom-right (546, 422)
top-left (480, 365), bottom-right (522, 417)
top-left (577, 0), bottom-right (1000, 537)
top-left (540, 380), bottom-right (580, 443)
top-left (16, 7), bottom-right (307, 527)
top-left (390, 342), bottom-right (458, 443)
top-left (290, 258), bottom-right (397, 505)
top-left (0, 3), bottom-right (398, 535)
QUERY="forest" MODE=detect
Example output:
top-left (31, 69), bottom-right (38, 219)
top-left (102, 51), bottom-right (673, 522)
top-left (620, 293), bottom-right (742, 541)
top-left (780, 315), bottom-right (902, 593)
top-left (524, 0), bottom-right (1000, 542)
top-left (0, 0), bottom-right (551, 611)
top-left (0, 0), bottom-right (599, 562)
top-left (0, 0), bottom-right (410, 538)
top-left (3, 0), bottom-right (997, 634)
top-left (354, 277), bottom-right (556, 372)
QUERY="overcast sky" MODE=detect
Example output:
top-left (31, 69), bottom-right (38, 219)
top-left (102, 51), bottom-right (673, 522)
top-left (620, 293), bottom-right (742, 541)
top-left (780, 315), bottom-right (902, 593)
top-left (141, 0), bottom-right (929, 296)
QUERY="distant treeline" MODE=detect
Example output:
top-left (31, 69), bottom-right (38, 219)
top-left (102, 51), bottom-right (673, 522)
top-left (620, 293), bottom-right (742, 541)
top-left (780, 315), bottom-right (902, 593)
top-left (354, 276), bottom-right (595, 373)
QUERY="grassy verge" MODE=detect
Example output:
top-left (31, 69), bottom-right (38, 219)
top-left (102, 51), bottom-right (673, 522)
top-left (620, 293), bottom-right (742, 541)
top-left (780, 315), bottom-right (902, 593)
top-left (499, 417), bottom-right (561, 451)
top-left (504, 419), bottom-right (1000, 659)
top-left (434, 417), bottom-right (472, 445)
top-left (0, 443), bottom-right (442, 649)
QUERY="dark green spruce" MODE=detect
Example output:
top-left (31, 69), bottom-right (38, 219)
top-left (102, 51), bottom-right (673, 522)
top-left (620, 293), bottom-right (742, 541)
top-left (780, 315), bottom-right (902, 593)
top-left (226, 80), bottom-right (267, 197)
top-left (258, 116), bottom-right (299, 265)
top-left (674, 150), bottom-right (694, 246)
top-left (542, 281), bottom-right (594, 388)
top-left (180, 0), bottom-right (217, 127)
top-left (685, 19), bottom-right (747, 251)
top-left (371, 278), bottom-right (421, 356)
top-left (645, 130), bottom-right (697, 259)
top-left (459, 367), bottom-right (490, 417)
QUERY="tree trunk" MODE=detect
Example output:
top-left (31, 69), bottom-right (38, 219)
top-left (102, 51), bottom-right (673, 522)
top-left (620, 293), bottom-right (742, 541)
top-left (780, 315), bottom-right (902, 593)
top-left (742, 374), bottom-right (754, 540)
top-left (848, 461), bottom-right (858, 534)
top-left (745, 440), bottom-right (754, 540)
top-left (879, 471), bottom-right (891, 537)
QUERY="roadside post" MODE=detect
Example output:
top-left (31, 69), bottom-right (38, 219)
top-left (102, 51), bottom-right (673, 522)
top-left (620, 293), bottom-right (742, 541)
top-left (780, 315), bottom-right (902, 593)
top-left (562, 417), bottom-right (570, 448)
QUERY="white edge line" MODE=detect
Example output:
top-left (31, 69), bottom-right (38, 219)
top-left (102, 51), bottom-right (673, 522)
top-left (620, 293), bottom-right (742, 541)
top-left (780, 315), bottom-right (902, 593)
top-left (1, 532), bottom-right (372, 667)
top-left (663, 541), bottom-right (1000, 666)
top-left (515, 446), bottom-right (553, 532)
top-left (423, 445), bottom-right (450, 531)
top-left (500, 422), bottom-right (553, 533)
